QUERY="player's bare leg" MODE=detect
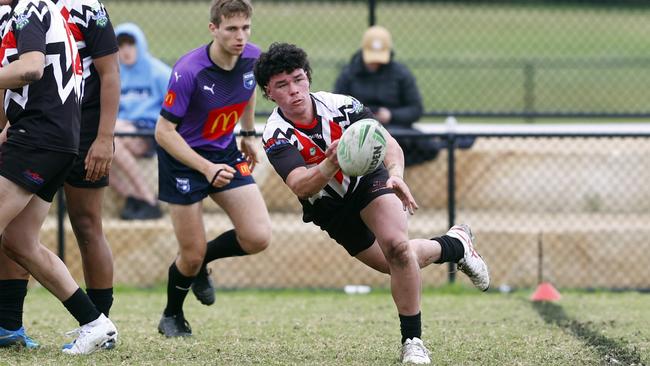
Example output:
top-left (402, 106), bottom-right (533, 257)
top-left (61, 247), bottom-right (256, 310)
top-left (188, 184), bottom-right (271, 306)
top-left (361, 194), bottom-right (420, 315)
top-left (356, 238), bottom-right (443, 274)
top-left (209, 184), bottom-right (271, 254)
top-left (360, 193), bottom-right (431, 364)
top-left (1, 197), bottom-right (78, 299)
top-left (65, 185), bottom-right (114, 316)
top-left (158, 202), bottom-right (206, 337)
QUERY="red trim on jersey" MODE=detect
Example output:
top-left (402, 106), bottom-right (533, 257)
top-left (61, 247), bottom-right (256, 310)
top-left (329, 120), bottom-right (343, 141)
top-left (60, 5), bottom-right (70, 20)
top-left (294, 117), bottom-right (318, 130)
top-left (293, 129), bottom-right (343, 184)
top-left (59, 6), bottom-right (84, 42)
top-left (60, 19), bottom-right (82, 75)
top-left (0, 31), bottom-right (17, 64)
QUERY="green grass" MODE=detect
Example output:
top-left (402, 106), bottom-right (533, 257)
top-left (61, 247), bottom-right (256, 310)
top-left (1, 286), bottom-right (649, 365)
top-left (103, 1), bottom-right (650, 115)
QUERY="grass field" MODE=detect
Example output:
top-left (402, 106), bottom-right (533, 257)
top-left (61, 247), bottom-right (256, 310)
top-left (1, 286), bottom-right (648, 365)
top-left (103, 1), bottom-right (650, 115)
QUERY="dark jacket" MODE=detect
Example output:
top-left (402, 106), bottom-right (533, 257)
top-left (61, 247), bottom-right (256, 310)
top-left (334, 50), bottom-right (423, 127)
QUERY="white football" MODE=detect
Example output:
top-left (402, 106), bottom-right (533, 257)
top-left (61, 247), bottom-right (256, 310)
top-left (336, 118), bottom-right (388, 176)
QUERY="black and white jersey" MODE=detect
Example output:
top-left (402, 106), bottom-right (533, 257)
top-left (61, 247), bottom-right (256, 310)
top-left (53, 0), bottom-right (116, 145)
top-left (262, 91), bottom-right (374, 204)
top-left (1, 0), bottom-right (82, 153)
top-left (0, 6), bottom-right (10, 31)
top-left (54, 0), bottom-right (116, 110)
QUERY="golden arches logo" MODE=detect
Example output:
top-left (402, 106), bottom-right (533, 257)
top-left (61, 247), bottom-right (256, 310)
top-left (164, 91), bottom-right (176, 107)
top-left (209, 110), bottom-right (239, 134)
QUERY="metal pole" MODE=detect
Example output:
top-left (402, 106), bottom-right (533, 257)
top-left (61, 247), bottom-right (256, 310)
top-left (523, 62), bottom-right (536, 123)
top-left (537, 232), bottom-right (543, 284)
top-left (56, 187), bottom-right (66, 263)
top-left (368, 0), bottom-right (376, 26)
top-left (447, 131), bottom-right (456, 283)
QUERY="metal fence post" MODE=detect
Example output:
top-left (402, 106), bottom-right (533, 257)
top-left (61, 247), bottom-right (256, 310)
top-left (57, 187), bottom-right (66, 263)
top-left (446, 119), bottom-right (457, 284)
top-left (368, 0), bottom-right (376, 26)
top-left (524, 61), bottom-right (536, 123)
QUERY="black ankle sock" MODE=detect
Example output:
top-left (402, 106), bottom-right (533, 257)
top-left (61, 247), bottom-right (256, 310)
top-left (62, 288), bottom-right (101, 326)
top-left (203, 230), bottom-right (247, 264)
top-left (163, 262), bottom-right (194, 316)
top-left (432, 235), bottom-right (465, 264)
top-left (399, 312), bottom-right (422, 344)
top-left (0, 279), bottom-right (28, 330)
top-left (86, 288), bottom-right (114, 317)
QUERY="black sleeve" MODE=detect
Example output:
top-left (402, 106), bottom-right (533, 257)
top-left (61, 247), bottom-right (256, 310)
top-left (263, 138), bottom-right (306, 182)
top-left (348, 105), bottom-right (375, 124)
top-left (82, 2), bottom-right (118, 59)
top-left (389, 63), bottom-right (423, 127)
top-left (15, 7), bottom-right (49, 55)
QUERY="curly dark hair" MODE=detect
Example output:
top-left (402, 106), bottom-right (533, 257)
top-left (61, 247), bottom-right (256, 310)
top-left (254, 43), bottom-right (312, 100)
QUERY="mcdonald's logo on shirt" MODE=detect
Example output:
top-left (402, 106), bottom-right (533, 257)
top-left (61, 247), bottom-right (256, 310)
top-left (203, 101), bottom-right (248, 141)
top-left (164, 90), bottom-right (176, 107)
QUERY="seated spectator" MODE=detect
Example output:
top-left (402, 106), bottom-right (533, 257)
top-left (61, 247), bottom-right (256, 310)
top-left (334, 25), bottom-right (442, 166)
top-left (113, 23), bottom-right (171, 219)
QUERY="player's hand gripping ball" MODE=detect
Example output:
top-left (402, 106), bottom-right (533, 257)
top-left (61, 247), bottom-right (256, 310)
top-left (336, 118), bottom-right (388, 176)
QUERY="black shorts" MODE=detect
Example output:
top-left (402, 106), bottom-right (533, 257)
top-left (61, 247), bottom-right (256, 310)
top-left (306, 167), bottom-right (394, 256)
top-left (66, 106), bottom-right (111, 188)
top-left (65, 147), bottom-right (111, 188)
top-left (157, 138), bottom-right (256, 205)
top-left (0, 142), bottom-right (76, 202)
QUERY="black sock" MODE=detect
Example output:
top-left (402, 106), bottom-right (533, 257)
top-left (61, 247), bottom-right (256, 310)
top-left (86, 288), bottom-right (113, 317)
top-left (62, 288), bottom-right (101, 326)
top-left (203, 230), bottom-right (247, 264)
top-left (399, 312), bottom-right (422, 344)
top-left (0, 279), bottom-right (28, 330)
top-left (432, 235), bottom-right (465, 264)
top-left (163, 262), bottom-right (194, 316)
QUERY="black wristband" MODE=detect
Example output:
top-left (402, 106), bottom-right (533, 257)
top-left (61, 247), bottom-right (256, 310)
top-left (210, 169), bottom-right (225, 185)
top-left (239, 129), bottom-right (256, 137)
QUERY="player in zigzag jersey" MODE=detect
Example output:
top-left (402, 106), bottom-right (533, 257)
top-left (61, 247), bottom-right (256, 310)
top-left (255, 43), bottom-right (490, 365)
top-left (154, 0), bottom-right (271, 338)
top-left (0, 0), bottom-right (120, 351)
top-left (0, 0), bottom-right (116, 354)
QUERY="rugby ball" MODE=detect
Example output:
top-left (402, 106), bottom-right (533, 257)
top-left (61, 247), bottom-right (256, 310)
top-left (336, 118), bottom-right (388, 176)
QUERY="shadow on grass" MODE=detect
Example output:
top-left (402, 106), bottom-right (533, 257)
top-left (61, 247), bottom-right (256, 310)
top-left (532, 302), bottom-right (644, 366)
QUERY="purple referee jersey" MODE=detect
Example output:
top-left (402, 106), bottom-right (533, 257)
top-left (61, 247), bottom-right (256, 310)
top-left (159, 42), bottom-right (259, 151)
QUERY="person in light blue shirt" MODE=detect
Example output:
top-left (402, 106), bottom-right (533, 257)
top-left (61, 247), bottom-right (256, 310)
top-left (112, 22), bottom-right (171, 220)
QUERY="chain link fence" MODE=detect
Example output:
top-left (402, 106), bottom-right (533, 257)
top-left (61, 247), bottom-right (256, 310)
top-left (40, 1), bottom-right (650, 290)
top-left (44, 127), bottom-right (650, 290)
top-left (104, 0), bottom-right (650, 117)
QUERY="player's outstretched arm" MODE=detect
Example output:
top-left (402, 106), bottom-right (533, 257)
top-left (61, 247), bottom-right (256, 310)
top-left (285, 140), bottom-right (340, 199)
top-left (0, 51), bottom-right (44, 89)
top-left (384, 135), bottom-right (418, 214)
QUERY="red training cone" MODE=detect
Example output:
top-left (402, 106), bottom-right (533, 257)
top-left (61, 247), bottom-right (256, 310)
top-left (530, 282), bottom-right (561, 302)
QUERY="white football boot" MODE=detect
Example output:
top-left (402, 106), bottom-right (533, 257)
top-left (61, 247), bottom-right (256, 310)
top-left (401, 338), bottom-right (431, 364)
top-left (446, 224), bottom-right (490, 291)
top-left (62, 314), bottom-right (117, 355)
